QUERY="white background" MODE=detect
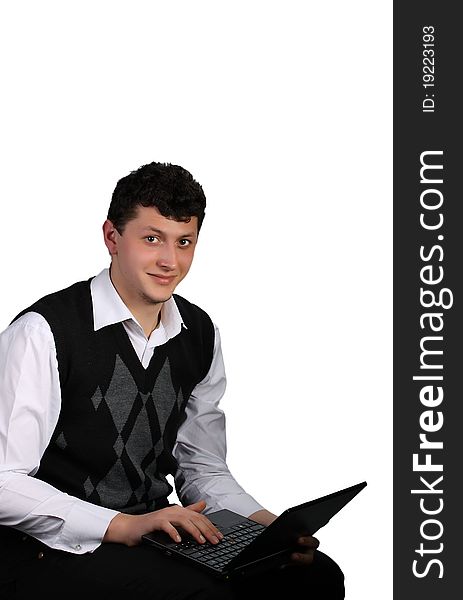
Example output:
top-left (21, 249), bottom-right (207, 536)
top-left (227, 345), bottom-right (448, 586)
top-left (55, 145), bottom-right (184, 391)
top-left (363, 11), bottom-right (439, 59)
top-left (0, 1), bottom-right (392, 597)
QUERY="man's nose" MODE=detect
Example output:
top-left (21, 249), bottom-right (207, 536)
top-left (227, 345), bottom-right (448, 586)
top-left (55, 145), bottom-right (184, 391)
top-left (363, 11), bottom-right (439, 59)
top-left (156, 243), bottom-right (177, 270)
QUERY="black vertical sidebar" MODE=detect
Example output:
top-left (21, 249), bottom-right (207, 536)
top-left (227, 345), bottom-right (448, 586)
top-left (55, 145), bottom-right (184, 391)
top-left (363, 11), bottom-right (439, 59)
top-left (394, 2), bottom-right (461, 597)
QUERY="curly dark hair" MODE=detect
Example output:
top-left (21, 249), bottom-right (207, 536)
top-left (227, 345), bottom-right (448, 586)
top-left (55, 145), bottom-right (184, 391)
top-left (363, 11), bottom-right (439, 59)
top-left (107, 162), bottom-right (206, 233)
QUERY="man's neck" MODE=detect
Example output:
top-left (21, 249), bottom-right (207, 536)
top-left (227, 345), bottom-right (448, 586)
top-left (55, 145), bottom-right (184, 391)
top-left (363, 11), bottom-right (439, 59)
top-left (137, 307), bottom-right (162, 338)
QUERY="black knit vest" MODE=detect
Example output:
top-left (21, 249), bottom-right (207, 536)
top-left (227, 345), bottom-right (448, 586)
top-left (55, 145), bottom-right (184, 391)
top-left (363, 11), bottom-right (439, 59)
top-left (13, 278), bottom-right (215, 514)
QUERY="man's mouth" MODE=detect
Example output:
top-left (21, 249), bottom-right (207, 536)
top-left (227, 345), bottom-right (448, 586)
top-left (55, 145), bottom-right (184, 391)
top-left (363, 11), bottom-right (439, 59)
top-left (148, 273), bottom-right (176, 285)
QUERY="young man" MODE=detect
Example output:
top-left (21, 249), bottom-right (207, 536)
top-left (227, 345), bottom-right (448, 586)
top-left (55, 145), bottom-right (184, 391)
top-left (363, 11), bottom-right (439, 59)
top-left (0, 162), bottom-right (345, 598)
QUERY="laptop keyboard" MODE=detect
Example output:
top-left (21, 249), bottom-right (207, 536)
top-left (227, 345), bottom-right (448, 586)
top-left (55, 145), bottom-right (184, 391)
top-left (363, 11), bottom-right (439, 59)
top-left (174, 521), bottom-right (266, 571)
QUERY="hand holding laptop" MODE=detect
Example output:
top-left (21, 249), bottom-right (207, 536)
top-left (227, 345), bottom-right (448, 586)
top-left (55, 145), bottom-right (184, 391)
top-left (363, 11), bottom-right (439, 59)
top-left (289, 534), bottom-right (321, 567)
top-left (248, 507), bottom-right (320, 567)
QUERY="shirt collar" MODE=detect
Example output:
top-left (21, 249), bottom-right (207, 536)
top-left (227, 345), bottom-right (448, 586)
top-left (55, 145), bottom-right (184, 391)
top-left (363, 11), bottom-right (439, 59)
top-left (90, 268), bottom-right (185, 338)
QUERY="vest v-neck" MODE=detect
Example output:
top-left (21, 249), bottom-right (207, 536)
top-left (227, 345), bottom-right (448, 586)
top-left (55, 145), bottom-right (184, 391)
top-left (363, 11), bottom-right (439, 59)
top-left (111, 323), bottom-right (165, 389)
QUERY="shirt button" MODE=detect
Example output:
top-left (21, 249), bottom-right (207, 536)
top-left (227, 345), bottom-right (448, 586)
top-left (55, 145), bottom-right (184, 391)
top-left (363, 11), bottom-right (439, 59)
top-left (75, 544), bottom-right (82, 551)
top-left (38, 552), bottom-right (44, 559)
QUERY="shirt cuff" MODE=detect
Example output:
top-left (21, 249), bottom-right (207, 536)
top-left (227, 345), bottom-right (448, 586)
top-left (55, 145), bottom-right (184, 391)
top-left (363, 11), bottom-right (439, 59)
top-left (178, 474), bottom-right (265, 519)
top-left (203, 493), bottom-right (265, 519)
top-left (54, 500), bottom-right (119, 554)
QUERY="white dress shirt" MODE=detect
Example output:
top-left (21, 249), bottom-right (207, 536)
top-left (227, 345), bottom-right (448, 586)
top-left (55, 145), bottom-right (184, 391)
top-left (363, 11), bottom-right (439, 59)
top-left (0, 268), bottom-right (263, 553)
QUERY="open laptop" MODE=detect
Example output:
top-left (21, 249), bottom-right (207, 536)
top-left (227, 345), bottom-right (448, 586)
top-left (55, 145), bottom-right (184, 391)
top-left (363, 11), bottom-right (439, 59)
top-left (142, 480), bottom-right (367, 580)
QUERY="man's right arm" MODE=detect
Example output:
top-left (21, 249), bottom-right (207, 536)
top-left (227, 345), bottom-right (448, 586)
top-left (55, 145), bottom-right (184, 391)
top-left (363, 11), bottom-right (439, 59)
top-left (0, 313), bottom-right (118, 554)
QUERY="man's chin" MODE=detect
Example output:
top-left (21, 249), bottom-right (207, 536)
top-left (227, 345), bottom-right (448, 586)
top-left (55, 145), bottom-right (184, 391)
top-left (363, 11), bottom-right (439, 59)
top-left (140, 292), bottom-right (173, 305)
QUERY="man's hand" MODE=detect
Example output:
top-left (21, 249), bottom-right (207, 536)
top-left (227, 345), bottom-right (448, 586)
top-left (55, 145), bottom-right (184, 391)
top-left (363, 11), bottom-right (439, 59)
top-left (289, 535), bottom-right (320, 566)
top-left (248, 508), bottom-right (320, 567)
top-left (103, 500), bottom-right (224, 547)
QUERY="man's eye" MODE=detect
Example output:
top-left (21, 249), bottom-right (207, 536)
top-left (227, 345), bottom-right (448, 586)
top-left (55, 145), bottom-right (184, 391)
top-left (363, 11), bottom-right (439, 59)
top-left (146, 236), bottom-right (159, 243)
top-left (179, 239), bottom-right (191, 247)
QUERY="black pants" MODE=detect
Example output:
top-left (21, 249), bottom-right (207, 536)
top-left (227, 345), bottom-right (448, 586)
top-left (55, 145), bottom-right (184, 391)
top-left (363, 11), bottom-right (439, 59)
top-left (0, 527), bottom-right (345, 599)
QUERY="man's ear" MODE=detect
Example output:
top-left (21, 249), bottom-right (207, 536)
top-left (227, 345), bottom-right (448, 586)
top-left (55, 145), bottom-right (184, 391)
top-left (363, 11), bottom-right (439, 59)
top-left (102, 219), bottom-right (119, 256)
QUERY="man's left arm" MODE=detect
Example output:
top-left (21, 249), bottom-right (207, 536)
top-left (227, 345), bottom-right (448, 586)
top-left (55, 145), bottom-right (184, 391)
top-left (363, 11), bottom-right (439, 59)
top-left (173, 324), bottom-right (319, 566)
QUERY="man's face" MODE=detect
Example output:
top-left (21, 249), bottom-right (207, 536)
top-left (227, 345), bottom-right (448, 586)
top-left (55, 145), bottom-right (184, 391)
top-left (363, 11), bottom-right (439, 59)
top-left (104, 205), bottom-right (198, 309)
